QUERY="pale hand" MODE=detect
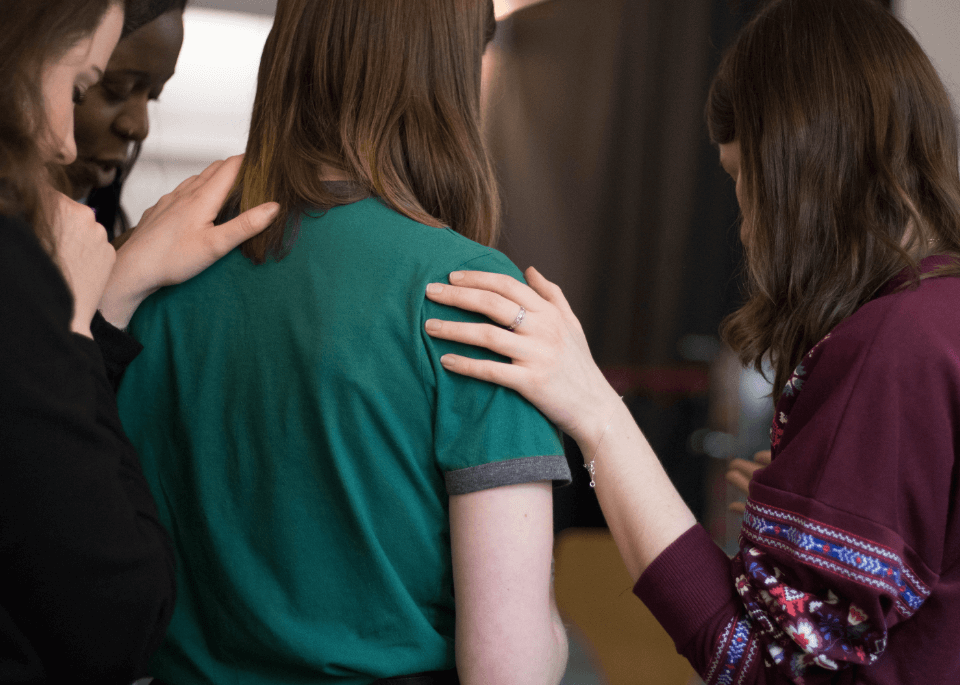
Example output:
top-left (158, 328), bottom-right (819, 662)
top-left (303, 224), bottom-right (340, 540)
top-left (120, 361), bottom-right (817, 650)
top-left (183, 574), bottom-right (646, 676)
top-left (424, 267), bottom-right (622, 447)
top-left (51, 192), bottom-right (117, 338)
top-left (99, 155), bottom-right (279, 329)
top-left (726, 449), bottom-right (772, 514)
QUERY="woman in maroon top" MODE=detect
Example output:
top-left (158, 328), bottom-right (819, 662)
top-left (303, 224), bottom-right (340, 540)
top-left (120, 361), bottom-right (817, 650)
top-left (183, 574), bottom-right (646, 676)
top-left (421, 0), bottom-right (960, 682)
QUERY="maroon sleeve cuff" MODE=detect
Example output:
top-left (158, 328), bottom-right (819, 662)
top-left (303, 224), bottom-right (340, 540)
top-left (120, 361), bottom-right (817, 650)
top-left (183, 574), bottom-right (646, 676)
top-left (634, 525), bottom-right (740, 657)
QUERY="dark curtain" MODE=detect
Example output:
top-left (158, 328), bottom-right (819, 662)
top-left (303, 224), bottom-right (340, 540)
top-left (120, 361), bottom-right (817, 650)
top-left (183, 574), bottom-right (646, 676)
top-left (482, 0), bottom-right (762, 527)
top-left (484, 0), bottom-right (760, 368)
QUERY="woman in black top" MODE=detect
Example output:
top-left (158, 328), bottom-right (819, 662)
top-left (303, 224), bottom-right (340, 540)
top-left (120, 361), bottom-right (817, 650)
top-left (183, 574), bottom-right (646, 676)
top-left (0, 1), bottom-right (277, 682)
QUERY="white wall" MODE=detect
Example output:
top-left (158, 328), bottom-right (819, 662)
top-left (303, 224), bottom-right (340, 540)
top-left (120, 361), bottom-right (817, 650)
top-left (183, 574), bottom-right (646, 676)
top-left (121, 8), bottom-right (272, 224)
top-left (896, 0), bottom-right (960, 111)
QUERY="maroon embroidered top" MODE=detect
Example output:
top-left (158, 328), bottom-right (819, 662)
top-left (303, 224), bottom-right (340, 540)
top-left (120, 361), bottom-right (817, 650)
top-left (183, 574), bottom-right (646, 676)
top-left (635, 256), bottom-right (960, 684)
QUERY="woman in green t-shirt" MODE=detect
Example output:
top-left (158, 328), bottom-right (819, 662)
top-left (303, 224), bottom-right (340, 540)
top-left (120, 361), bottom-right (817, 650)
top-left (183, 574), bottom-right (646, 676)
top-left (117, 2), bottom-right (570, 684)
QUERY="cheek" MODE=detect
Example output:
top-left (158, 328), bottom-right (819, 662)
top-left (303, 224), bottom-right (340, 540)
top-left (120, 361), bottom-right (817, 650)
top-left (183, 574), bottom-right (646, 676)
top-left (73, 95), bottom-right (119, 150)
top-left (41, 81), bottom-right (76, 162)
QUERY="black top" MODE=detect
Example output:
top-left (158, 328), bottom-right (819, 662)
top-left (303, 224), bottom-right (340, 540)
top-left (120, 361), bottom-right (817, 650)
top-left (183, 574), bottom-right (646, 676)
top-left (86, 175), bottom-right (126, 239)
top-left (0, 214), bottom-right (175, 684)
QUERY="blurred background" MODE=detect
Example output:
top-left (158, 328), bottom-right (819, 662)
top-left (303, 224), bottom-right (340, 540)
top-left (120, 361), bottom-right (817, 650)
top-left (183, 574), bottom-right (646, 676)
top-left (122, 1), bottom-right (960, 682)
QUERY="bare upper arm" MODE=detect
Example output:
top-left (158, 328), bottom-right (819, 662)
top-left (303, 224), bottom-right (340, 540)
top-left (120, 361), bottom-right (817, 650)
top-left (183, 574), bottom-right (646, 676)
top-left (449, 480), bottom-right (566, 684)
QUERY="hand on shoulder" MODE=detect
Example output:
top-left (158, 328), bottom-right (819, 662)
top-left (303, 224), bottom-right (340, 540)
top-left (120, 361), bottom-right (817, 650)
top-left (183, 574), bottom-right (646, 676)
top-left (424, 266), bottom-right (621, 446)
top-left (99, 155), bottom-right (279, 329)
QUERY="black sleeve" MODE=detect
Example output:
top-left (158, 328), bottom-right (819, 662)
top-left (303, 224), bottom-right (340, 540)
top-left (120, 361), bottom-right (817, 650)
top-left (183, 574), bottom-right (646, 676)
top-left (91, 310), bottom-right (143, 392)
top-left (0, 216), bottom-right (175, 685)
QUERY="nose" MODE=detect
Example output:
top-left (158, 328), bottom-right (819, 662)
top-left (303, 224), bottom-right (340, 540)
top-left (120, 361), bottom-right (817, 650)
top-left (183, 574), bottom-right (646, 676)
top-left (113, 95), bottom-right (150, 142)
top-left (57, 137), bottom-right (78, 164)
top-left (55, 122), bottom-right (78, 164)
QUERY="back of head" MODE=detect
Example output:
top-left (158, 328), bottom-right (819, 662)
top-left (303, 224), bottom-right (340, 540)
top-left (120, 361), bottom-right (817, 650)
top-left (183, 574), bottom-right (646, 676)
top-left (234, 0), bottom-right (499, 264)
top-left (707, 0), bottom-right (960, 397)
top-left (0, 0), bottom-right (124, 244)
top-left (123, 0), bottom-right (187, 38)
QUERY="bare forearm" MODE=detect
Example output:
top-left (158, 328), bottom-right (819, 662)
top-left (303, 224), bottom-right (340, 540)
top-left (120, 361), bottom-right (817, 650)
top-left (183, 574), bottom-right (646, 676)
top-left (575, 394), bottom-right (698, 581)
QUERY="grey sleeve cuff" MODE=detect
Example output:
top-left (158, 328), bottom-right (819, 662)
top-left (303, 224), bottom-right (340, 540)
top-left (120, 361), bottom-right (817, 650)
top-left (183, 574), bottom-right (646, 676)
top-left (445, 455), bottom-right (572, 495)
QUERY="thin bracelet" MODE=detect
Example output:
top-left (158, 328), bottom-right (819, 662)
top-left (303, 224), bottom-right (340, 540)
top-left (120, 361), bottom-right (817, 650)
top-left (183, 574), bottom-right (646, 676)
top-left (583, 396), bottom-right (624, 488)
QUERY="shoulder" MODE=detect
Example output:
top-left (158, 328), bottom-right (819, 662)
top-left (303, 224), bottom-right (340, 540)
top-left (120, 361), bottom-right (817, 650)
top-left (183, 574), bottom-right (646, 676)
top-left (783, 272), bottom-right (960, 402)
top-left (763, 272), bottom-right (960, 525)
top-left (0, 212), bottom-right (41, 254)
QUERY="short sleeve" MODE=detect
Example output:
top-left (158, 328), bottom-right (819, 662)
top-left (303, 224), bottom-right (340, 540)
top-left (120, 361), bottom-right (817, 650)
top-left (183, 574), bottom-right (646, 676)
top-left (419, 251), bottom-right (569, 495)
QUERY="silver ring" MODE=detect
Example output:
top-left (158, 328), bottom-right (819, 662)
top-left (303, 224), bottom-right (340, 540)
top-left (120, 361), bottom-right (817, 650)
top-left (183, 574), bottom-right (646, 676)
top-left (506, 305), bottom-right (526, 331)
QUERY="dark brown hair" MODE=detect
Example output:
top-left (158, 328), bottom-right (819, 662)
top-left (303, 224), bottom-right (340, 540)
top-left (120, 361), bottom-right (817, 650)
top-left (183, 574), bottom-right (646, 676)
top-left (233, 0), bottom-right (499, 264)
top-left (0, 0), bottom-right (126, 250)
top-left (707, 0), bottom-right (960, 399)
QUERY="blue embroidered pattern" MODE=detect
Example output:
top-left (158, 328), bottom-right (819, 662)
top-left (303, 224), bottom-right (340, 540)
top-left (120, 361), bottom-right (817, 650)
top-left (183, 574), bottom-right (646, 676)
top-left (706, 616), bottom-right (757, 685)
top-left (742, 502), bottom-right (930, 617)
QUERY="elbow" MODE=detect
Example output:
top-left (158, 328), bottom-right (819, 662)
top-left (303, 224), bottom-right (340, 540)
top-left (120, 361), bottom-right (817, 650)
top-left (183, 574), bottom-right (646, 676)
top-left (551, 616), bottom-right (569, 683)
top-left (457, 618), bottom-right (569, 685)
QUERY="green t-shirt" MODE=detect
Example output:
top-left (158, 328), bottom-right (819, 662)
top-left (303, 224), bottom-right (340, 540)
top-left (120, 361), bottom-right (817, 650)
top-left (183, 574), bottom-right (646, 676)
top-left (117, 198), bottom-right (568, 684)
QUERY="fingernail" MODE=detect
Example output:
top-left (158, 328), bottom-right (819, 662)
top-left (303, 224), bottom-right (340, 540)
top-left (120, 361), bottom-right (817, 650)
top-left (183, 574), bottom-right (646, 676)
top-left (449, 271), bottom-right (464, 283)
top-left (425, 319), bottom-right (441, 332)
top-left (440, 354), bottom-right (457, 367)
top-left (426, 283), bottom-right (443, 295)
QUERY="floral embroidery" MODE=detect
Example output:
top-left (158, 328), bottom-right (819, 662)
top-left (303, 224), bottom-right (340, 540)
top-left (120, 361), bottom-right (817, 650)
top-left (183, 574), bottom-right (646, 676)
top-left (706, 498), bottom-right (930, 683)
top-left (769, 421), bottom-right (784, 449)
top-left (786, 618), bottom-right (821, 652)
top-left (781, 363), bottom-right (805, 397)
top-left (769, 333), bottom-right (832, 456)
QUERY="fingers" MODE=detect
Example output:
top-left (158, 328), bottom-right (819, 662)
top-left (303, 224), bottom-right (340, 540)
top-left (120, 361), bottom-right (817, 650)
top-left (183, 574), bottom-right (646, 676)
top-left (210, 202), bottom-right (280, 255)
top-left (724, 465), bottom-right (753, 494)
top-left (196, 155), bottom-right (243, 203)
top-left (754, 449), bottom-right (772, 465)
top-left (426, 281), bottom-right (530, 328)
top-left (725, 456), bottom-right (765, 496)
top-left (156, 156), bottom-right (240, 215)
top-left (424, 318), bottom-right (520, 359)
top-left (728, 501), bottom-right (746, 514)
top-left (435, 352), bottom-right (523, 390)
top-left (727, 457), bottom-right (765, 479)
top-left (524, 266), bottom-right (575, 317)
top-left (196, 156), bottom-right (233, 186)
top-left (446, 270), bottom-right (542, 310)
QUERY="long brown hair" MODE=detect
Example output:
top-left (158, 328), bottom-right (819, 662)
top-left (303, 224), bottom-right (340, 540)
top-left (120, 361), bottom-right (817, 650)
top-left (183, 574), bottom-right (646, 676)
top-left (0, 0), bottom-right (125, 251)
top-left (707, 0), bottom-right (960, 399)
top-left (233, 0), bottom-right (499, 264)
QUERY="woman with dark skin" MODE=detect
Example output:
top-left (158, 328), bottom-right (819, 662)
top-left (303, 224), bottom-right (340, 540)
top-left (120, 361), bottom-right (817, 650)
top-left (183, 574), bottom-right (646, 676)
top-left (0, 0), bottom-right (276, 680)
top-left (65, 0), bottom-right (187, 237)
top-left (424, 0), bottom-right (960, 681)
